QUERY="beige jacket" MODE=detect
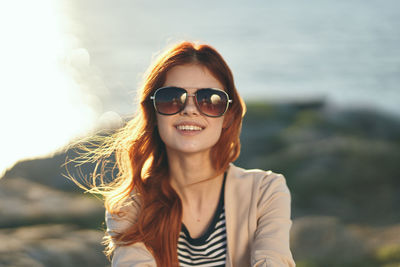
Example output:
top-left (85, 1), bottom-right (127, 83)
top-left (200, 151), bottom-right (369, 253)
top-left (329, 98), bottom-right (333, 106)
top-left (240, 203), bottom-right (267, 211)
top-left (106, 163), bottom-right (295, 267)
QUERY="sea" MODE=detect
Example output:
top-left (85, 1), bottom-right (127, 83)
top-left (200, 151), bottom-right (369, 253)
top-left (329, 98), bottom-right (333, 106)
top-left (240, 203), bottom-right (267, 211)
top-left (63, 0), bottom-right (400, 117)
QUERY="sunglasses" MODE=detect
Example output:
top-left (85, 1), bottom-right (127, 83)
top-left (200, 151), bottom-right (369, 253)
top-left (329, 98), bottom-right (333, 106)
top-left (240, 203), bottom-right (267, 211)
top-left (150, 86), bottom-right (232, 117)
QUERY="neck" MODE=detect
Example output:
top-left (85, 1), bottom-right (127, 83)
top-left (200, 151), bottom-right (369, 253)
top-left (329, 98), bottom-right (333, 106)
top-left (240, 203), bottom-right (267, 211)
top-left (166, 149), bottom-right (223, 204)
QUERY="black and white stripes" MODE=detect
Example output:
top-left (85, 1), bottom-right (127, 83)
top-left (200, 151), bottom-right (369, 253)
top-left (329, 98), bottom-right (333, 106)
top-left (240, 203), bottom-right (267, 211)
top-left (178, 209), bottom-right (226, 266)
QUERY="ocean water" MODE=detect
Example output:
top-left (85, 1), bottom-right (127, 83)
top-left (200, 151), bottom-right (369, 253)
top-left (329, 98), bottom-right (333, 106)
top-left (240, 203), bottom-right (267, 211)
top-left (63, 0), bottom-right (400, 117)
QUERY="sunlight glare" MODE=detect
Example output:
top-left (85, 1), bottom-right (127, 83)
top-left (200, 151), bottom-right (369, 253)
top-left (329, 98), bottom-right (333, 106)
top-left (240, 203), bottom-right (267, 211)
top-left (0, 0), bottom-right (98, 176)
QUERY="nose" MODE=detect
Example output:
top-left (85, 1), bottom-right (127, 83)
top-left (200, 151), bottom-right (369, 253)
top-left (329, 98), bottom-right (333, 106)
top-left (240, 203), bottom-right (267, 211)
top-left (181, 93), bottom-right (200, 116)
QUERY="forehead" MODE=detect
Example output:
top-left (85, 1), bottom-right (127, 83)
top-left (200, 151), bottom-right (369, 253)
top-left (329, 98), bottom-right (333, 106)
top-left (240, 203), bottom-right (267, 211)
top-left (163, 64), bottom-right (224, 91)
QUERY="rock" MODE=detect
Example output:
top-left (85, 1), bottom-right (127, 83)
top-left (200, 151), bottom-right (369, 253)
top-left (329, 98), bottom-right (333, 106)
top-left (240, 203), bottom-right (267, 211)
top-left (0, 224), bottom-right (109, 267)
top-left (2, 153), bottom-right (77, 192)
top-left (0, 177), bottom-right (104, 228)
top-left (291, 216), bottom-right (367, 265)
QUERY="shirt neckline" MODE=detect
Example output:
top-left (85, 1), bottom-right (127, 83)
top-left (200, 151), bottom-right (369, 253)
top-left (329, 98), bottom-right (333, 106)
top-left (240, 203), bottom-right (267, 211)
top-left (180, 172), bottom-right (226, 245)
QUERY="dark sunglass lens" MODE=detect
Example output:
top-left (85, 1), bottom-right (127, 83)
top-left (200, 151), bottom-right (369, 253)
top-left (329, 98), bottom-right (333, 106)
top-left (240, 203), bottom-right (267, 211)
top-left (155, 87), bottom-right (186, 115)
top-left (196, 89), bottom-right (228, 117)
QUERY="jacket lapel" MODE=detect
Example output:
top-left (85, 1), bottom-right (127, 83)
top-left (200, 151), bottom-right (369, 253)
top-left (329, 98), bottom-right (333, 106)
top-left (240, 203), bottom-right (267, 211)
top-left (224, 163), bottom-right (254, 267)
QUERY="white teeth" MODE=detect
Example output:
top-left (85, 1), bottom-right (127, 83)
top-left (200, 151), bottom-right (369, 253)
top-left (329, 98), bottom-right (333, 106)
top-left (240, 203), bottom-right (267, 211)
top-left (176, 125), bottom-right (203, 131)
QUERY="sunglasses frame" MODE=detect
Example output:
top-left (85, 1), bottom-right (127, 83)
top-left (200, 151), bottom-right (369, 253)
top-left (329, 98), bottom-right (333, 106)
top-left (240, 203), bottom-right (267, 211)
top-left (150, 86), bottom-right (232, 117)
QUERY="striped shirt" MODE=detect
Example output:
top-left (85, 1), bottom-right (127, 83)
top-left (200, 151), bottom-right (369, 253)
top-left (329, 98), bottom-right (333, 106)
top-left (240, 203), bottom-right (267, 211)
top-left (177, 173), bottom-right (227, 267)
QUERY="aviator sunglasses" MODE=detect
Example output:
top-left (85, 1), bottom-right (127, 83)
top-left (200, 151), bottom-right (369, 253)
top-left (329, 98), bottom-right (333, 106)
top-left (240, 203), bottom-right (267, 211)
top-left (150, 86), bottom-right (232, 117)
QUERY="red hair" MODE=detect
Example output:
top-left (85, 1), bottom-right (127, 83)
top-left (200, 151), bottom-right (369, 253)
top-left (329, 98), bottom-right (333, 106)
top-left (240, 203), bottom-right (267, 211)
top-left (75, 41), bottom-right (246, 266)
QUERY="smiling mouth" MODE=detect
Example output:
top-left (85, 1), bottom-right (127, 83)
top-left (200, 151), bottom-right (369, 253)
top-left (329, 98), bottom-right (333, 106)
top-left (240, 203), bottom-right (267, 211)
top-left (176, 125), bottom-right (203, 131)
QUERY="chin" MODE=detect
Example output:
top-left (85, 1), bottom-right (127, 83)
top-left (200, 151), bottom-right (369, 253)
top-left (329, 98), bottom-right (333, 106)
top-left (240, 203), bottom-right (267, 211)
top-left (169, 145), bottom-right (213, 155)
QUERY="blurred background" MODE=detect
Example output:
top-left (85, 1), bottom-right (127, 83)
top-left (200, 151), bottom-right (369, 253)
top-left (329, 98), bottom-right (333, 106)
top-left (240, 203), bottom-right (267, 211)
top-left (1, 0), bottom-right (399, 266)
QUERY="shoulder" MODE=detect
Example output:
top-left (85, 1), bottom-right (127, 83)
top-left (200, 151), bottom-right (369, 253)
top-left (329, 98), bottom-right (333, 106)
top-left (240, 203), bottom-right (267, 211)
top-left (105, 194), bottom-right (142, 237)
top-left (227, 163), bottom-right (291, 216)
top-left (228, 163), bottom-right (290, 196)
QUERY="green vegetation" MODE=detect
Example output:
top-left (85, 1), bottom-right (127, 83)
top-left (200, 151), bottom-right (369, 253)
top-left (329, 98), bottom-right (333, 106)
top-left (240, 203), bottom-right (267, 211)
top-left (375, 244), bottom-right (400, 266)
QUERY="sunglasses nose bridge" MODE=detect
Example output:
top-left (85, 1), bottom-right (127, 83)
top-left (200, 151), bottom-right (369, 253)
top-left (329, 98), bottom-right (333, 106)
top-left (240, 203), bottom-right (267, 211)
top-left (181, 93), bottom-right (200, 114)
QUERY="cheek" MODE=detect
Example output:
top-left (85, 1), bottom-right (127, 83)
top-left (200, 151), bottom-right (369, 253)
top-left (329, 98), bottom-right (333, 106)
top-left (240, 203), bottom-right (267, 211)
top-left (210, 119), bottom-right (225, 139)
top-left (156, 116), bottom-right (166, 136)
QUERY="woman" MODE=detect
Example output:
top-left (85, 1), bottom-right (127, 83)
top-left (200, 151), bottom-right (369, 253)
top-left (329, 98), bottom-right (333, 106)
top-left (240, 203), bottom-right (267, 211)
top-left (86, 41), bottom-right (294, 266)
